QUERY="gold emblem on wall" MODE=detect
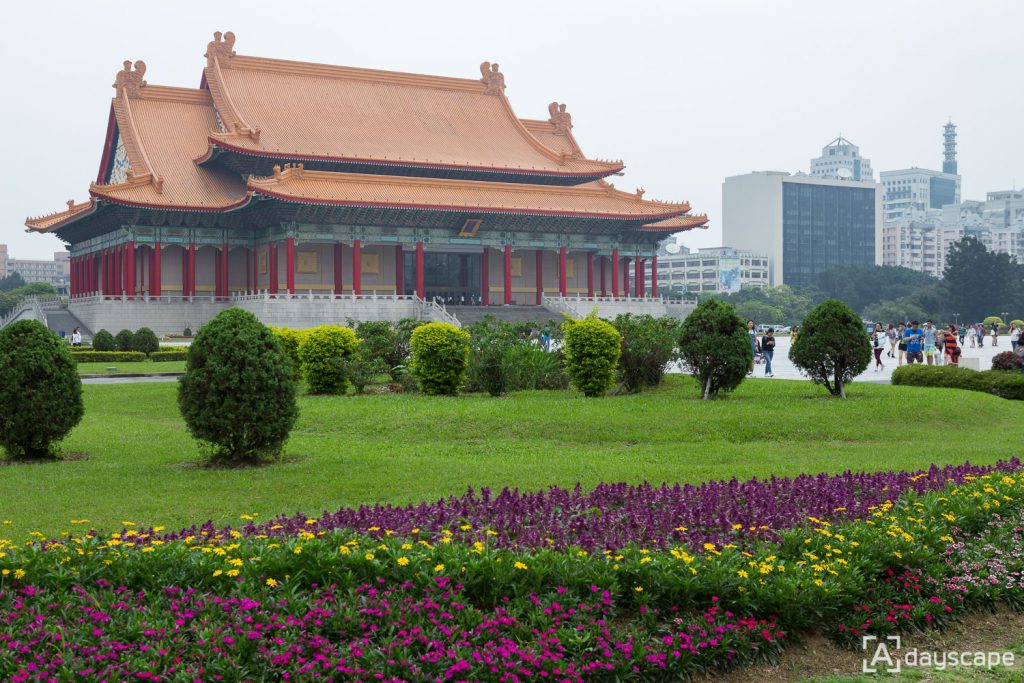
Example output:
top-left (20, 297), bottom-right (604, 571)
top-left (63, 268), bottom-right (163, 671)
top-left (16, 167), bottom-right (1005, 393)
top-left (458, 219), bottom-right (482, 237)
top-left (361, 253), bottom-right (381, 275)
top-left (563, 260), bottom-right (575, 278)
top-left (511, 257), bottom-right (522, 277)
top-left (258, 251), bottom-right (267, 274)
top-left (297, 250), bottom-right (318, 274)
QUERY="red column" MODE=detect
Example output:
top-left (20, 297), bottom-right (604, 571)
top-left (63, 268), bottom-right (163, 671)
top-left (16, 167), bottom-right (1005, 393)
top-left (415, 241), bottom-right (424, 299)
top-left (558, 247), bottom-right (567, 297)
top-left (333, 243), bottom-right (343, 296)
top-left (181, 247), bottom-right (188, 297)
top-left (352, 240), bottom-right (362, 296)
top-left (503, 244), bottom-right (513, 305)
top-left (481, 248), bottom-right (490, 305)
top-left (622, 258), bottom-right (630, 297)
top-left (600, 257), bottom-right (607, 296)
top-left (635, 256), bottom-right (644, 297)
top-left (394, 244), bottom-right (404, 295)
top-left (651, 256), bottom-right (658, 298)
top-left (586, 252), bottom-right (595, 298)
top-left (285, 237), bottom-right (295, 295)
top-left (268, 242), bottom-right (278, 295)
top-left (535, 249), bottom-right (543, 305)
top-left (611, 248), bottom-right (620, 297)
top-left (188, 242), bottom-right (197, 297)
top-left (221, 243), bottom-right (230, 298)
top-left (152, 242), bottom-right (161, 296)
top-left (101, 249), bottom-right (108, 295)
top-left (113, 246), bottom-right (121, 295)
top-left (252, 246), bottom-right (259, 293)
top-left (125, 241), bottom-right (136, 297)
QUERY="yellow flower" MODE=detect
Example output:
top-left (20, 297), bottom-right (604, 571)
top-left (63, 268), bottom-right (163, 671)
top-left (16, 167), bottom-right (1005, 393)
top-left (212, 570), bottom-right (223, 577)
top-left (737, 569), bottom-right (749, 578)
top-left (305, 519), bottom-right (317, 525)
top-left (634, 586), bottom-right (643, 592)
top-left (226, 569), bottom-right (240, 577)
top-left (229, 558), bottom-right (244, 567)
top-left (814, 579), bottom-right (823, 587)
top-left (434, 564), bottom-right (445, 572)
top-left (703, 543), bottom-right (716, 551)
top-left (674, 526), bottom-right (688, 532)
top-left (121, 521), bottom-right (135, 527)
top-left (514, 561), bottom-right (528, 570)
top-left (397, 557), bottom-right (410, 566)
top-left (365, 553), bottom-right (375, 561)
top-left (1, 569), bottom-right (9, 576)
top-left (14, 569), bottom-right (25, 579)
top-left (640, 557), bottom-right (652, 564)
top-left (293, 546), bottom-right (302, 555)
top-left (266, 578), bottom-right (277, 587)
top-left (401, 543), bottom-right (413, 550)
top-left (732, 524), bottom-right (743, 530)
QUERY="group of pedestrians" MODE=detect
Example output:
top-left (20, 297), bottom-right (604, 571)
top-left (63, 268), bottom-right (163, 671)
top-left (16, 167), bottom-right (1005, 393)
top-left (877, 321), bottom-right (962, 369)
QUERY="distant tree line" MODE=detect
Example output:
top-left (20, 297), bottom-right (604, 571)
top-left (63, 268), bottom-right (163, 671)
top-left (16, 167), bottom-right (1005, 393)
top-left (0, 273), bottom-right (58, 318)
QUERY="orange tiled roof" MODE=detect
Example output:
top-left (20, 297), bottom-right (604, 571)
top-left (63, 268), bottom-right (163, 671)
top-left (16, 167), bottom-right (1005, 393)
top-left (88, 82), bottom-right (249, 210)
top-left (26, 199), bottom-right (98, 233)
top-left (641, 214), bottom-right (710, 232)
top-left (519, 119), bottom-right (586, 160)
top-left (247, 164), bottom-right (691, 220)
top-left (201, 34), bottom-right (622, 179)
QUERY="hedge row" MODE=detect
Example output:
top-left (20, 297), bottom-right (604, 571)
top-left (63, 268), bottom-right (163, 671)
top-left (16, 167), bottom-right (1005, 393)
top-left (70, 350), bottom-right (187, 363)
top-left (891, 364), bottom-right (1024, 400)
top-left (149, 350), bottom-right (188, 362)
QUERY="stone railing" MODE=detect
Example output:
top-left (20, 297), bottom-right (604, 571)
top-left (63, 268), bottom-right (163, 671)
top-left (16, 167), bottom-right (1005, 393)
top-left (541, 296), bottom-right (584, 319)
top-left (417, 297), bottom-right (461, 327)
top-left (0, 295), bottom-right (57, 329)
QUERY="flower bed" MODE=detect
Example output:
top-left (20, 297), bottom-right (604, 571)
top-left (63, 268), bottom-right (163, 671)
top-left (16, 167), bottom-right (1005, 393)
top-left (2, 463), bottom-right (1024, 680)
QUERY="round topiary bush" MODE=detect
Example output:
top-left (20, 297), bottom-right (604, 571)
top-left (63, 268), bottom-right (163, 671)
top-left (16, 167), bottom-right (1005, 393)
top-left (0, 320), bottom-right (84, 459)
top-left (177, 308), bottom-right (298, 463)
top-left (114, 329), bottom-right (135, 352)
top-left (677, 298), bottom-right (751, 400)
top-left (132, 327), bottom-right (160, 355)
top-left (790, 299), bottom-right (872, 398)
top-left (992, 351), bottom-right (1023, 371)
top-left (92, 329), bottom-right (115, 352)
top-left (298, 324), bottom-right (360, 395)
top-left (409, 322), bottom-right (471, 396)
top-left (562, 313), bottom-right (622, 397)
top-left (269, 326), bottom-right (307, 379)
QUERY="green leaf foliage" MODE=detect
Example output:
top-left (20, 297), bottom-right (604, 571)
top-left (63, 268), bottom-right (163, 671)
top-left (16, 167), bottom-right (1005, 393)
top-left (92, 329), bottom-right (115, 352)
top-left (789, 299), bottom-right (872, 398)
top-left (177, 308), bottom-right (298, 463)
top-left (148, 350), bottom-right (188, 362)
top-left (409, 322), bottom-right (471, 396)
top-left (352, 319), bottom-right (418, 380)
top-left (70, 351), bottom-right (147, 363)
top-left (611, 313), bottom-right (682, 393)
top-left (114, 329), bottom-right (135, 352)
top-left (466, 318), bottom-right (520, 397)
top-left (0, 320), bottom-right (83, 459)
top-left (892, 364), bottom-right (1024, 400)
top-left (132, 327), bottom-right (160, 355)
top-left (676, 298), bottom-right (751, 400)
top-left (562, 313), bottom-right (621, 397)
top-left (268, 327), bottom-right (307, 379)
top-left (298, 325), bottom-right (360, 395)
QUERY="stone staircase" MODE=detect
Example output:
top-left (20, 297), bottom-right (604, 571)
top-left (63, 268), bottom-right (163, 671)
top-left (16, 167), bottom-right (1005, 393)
top-left (447, 305), bottom-right (567, 327)
top-left (45, 307), bottom-right (92, 342)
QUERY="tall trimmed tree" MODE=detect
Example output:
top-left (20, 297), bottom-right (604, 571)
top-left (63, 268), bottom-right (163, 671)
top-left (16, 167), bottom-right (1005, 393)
top-left (789, 299), bottom-right (871, 398)
top-left (0, 320), bottom-right (84, 459)
top-left (677, 298), bottom-right (751, 400)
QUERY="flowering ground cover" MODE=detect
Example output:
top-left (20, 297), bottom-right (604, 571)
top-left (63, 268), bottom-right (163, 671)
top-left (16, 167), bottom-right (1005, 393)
top-left (3, 462), bottom-right (1024, 680)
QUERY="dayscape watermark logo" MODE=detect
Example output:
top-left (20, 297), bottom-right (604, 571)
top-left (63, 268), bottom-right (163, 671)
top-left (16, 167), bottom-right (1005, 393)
top-left (862, 635), bottom-right (1016, 674)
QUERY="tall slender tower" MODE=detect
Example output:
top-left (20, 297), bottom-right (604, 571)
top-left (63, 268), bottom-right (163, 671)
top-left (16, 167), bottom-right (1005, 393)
top-left (943, 121), bottom-right (957, 175)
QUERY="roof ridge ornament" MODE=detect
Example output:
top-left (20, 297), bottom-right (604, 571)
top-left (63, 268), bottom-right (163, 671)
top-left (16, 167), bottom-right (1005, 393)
top-left (547, 102), bottom-right (573, 136)
top-left (113, 60), bottom-right (147, 99)
top-left (479, 62), bottom-right (505, 95)
top-left (206, 31), bottom-right (237, 69)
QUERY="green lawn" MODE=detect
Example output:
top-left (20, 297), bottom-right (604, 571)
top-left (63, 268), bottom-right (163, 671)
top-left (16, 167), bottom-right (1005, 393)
top-left (76, 360), bottom-right (186, 374)
top-left (2, 377), bottom-right (1023, 538)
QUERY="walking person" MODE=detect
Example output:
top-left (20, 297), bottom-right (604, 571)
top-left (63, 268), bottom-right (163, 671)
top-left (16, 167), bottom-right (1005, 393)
top-left (747, 320), bottom-right (757, 375)
top-left (992, 323), bottom-right (1000, 347)
top-left (903, 321), bottom-right (924, 364)
top-left (897, 322), bottom-right (907, 367)
top-left (872, 323), bottom-right (886, 371)
top-left (958, 324), bottom-right (967, 348)
top-left (944, 324), bottom-right (961, 366)
top-left (922, 320), bottom-right (938, 365)
top-left (934, 324), bottom-right (945, 366)
top-left (1010, 322), bottom-right (1020, 352)
top-left (761, 328), bottom-right (776, 377)
top-left (977, 324), bottom-right (985, 348)
top-left (70, 326), bottom-right (82, 347)
top-left (886, 323), bottom-right (898, 358)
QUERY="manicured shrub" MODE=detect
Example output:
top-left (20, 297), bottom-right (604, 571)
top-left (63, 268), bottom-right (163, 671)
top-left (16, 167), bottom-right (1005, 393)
top-left (409, 322), bottom-right (471, 396)
top-left (790, 299), bottom-right (872, 398)
top-left (149, 350), bottom-right (188, 362)
top-left (70, 351), bottom-right (147, 363)
top-left (891, 364), bottom-right (1024, 401)
top-left (465, 318), bottom-right (520, 396)
top-left (353, 320), bottom-right (418, 380)
top-left (983, 315), bottom-right (1004, 330)
top-left (92, 329), bottom-right (115, 352)
top-left (269, 327), bottom-right (306, 379)
top-left (0, 320), bottom-right (84, 459)
top-left (183, 327), bottom-right (192, 337)
top-left (114, 329), bottom-right (135, 352)
top-left (562, 313), bottom-right (621, 397)
top-left (132, 327), bottom-right (160, 355)
top-left (177, 308), bottom-right (297, 463)
top-left (611, 313), bottom-right (681, 392)
top-left (992, 351), bottom-right (1023, 371)
top-left (337, 347), bottom-right (385, 395)
top-left (677, 298), bottom-right (751, 400)
top-left (298, 324), bottom-right (360, 395)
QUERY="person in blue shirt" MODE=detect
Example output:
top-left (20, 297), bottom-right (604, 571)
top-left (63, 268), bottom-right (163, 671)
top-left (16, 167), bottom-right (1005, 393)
top-left (903, 321), bottom-right (924, 364)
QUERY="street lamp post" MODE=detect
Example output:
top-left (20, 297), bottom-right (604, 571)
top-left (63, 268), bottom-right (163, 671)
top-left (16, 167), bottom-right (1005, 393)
top-left (954, 312), bottom-right (959, 327)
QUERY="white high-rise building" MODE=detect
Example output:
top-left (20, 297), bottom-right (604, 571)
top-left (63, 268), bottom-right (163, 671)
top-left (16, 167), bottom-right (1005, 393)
top-left (880, 168), bottom-right (960, 223)
top-left (810, 136), bottom-right (874, 182)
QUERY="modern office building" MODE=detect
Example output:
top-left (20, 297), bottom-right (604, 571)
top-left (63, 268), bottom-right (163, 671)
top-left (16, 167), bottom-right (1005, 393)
top-left (0, 245), bottom-right (70, 288)
top-left (939, 191), bottom-right (1024, 269)
top-left (809, 136), bottom-right (874, 182)
top-left (880, 168), bottom-right (960, 223)
top-left (722, 172), bottom-right (882, 287)
top-left (655, 245), bottom-right (769, 295)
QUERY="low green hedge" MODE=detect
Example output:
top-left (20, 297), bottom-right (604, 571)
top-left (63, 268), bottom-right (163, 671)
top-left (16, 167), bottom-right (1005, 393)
top-left (149, 350), bottom-right (188, 362)
top-left (891, 364), bottom-right (1024, 400)
top-left (157, 345), bottom-right (187, 353)
top-left (71, 351), bottom-right (147, 363)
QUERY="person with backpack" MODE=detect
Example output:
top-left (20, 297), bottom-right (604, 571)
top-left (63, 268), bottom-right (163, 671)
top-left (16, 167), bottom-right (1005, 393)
top-left (761, 328), bottom-right (776, 377)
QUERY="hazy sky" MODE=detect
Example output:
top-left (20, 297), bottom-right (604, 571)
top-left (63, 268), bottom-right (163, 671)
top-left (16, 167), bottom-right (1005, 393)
top-left (2, 0), bottom-right (1022, 259)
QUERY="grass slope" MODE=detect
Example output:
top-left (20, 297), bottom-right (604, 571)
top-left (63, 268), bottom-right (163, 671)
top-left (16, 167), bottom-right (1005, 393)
top-left (1, 377), bottom-right (1022, 538)
top-left (76, 361), bottom-right (186, 374)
